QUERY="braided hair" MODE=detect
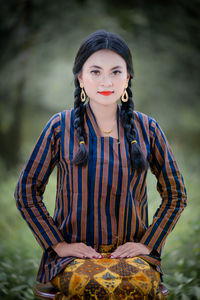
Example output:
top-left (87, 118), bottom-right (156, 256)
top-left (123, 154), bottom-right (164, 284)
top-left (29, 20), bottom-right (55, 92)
top-left (120, 78), bottom-right (149, 173)
top-left (71, 77), bottom-right (88, 166)
top-left (72, 30), bottom-right (148, 173)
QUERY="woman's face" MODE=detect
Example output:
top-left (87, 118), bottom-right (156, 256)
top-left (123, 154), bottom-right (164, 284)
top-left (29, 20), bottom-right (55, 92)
top-left (78, 49), bottom-right (130, 107)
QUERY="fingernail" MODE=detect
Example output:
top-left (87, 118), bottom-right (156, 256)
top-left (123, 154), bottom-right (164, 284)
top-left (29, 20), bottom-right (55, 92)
top-left (110, 255), bottom-right (114, 259)
top-left (116, 256), bottom-right (121, 259)
top-left (98, 255), bottom-right (103, 259)
top-left (92, 256), bottom-right (97, 258)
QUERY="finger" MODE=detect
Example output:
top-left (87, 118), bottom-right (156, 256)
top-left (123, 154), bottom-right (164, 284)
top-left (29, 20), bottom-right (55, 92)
top-left (127, 249), bottom-right (148, 257)
top-left (86, 246), bottom-right (101, 255)
top-left (60, 243), bottom-right (97, 259)
top-left (117, 245), bottom-right (142, 256)
top-left (111, 246), bottom-right (143, 258)
top-left (65, 245), bottom-right (91, 258)
top-left (87, 247), bottom-right (100, 255)
top-left (111, 246), bottom-right (133, 258)
top-left (110, 245), bottom-right (126, 256)
top-left (111, 250), bottom-right (131, 258)
top-left (81, 247), bottom-right (102, 259)
top-left (74, 244), bottom-right (95, 256)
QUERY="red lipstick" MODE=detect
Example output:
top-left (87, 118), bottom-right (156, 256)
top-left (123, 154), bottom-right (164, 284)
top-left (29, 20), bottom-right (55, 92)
top-left (98, 91), bottom-right (113, 96)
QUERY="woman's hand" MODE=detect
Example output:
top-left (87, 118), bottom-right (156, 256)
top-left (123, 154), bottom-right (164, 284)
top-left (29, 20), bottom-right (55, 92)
top-left (110, 242), bottom-right (151, 259)
top-left (52, 242), bottom-right (102, 259)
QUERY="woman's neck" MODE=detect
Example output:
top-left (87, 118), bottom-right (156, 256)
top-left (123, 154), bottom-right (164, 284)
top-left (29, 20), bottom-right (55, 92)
top-left (89, 101), bottom-right (118, 138)
top-left (89, 101), bottom-right (118, 124)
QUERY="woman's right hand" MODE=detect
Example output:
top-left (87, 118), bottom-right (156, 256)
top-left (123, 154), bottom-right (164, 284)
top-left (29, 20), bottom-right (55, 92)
top-left (52, 242), bottom-right (102, 259)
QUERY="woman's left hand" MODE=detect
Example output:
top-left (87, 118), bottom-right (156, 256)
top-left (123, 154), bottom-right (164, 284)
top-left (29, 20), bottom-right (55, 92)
top-left (110, 242), bottom-right (151, 259)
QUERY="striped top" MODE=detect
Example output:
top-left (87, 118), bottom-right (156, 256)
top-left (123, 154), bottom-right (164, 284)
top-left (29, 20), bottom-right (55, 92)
top-left (15, 102), bottom-right (187, 283)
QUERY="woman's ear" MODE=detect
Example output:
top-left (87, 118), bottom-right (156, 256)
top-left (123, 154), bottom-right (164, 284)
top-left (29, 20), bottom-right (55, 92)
top-left (78, 73), bottom-right (83, 86)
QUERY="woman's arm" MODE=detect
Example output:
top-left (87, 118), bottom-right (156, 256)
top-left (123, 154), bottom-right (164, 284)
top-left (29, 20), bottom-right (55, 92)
top-left (140, 118), bottom-right (187, 255)
top-left (15, 113), bottom-right (65, 251)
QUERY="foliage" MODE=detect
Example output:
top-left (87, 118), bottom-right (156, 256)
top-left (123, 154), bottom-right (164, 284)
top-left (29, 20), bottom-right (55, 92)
top-left (163, 222), bottom-right (200, 300)
top-left (0, 246), bottom-right (39, 300)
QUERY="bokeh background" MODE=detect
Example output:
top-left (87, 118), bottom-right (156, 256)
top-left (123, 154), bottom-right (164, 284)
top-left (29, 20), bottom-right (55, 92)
top-left (0, 0), bottom-right (199, 299)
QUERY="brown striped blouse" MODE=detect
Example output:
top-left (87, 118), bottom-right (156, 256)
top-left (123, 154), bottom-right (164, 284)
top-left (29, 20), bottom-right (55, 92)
top-left (15, 102), bottom-right (187, 283)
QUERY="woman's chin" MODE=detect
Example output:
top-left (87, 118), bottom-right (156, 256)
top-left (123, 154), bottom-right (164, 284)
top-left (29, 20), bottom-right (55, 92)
top-left (89, 98), bottom-right (119, 107)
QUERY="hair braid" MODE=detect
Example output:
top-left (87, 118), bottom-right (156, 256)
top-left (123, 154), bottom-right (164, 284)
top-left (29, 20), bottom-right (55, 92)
top-left (71, 77), bottom-right (88, 166)
top-left (120, 79), bottom-right (149, 173)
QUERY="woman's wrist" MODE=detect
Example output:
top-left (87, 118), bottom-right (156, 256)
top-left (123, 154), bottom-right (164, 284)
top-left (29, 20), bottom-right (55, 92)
top-left (52, 241), bottom-right (68, 256)
top-left (143, 244), bottom-right (152, 253)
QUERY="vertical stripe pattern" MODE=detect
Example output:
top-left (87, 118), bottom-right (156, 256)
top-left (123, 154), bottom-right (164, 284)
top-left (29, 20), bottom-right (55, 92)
top-left (15, 103), bottom-right (187, 283)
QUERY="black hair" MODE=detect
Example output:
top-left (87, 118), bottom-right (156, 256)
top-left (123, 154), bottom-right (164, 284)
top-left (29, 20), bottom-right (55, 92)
top-left (72, 30), bottom-right (148, 173)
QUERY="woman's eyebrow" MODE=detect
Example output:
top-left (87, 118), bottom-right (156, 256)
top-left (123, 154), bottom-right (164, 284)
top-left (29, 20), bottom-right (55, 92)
top-left (89, 65), bottom-right (123, 70)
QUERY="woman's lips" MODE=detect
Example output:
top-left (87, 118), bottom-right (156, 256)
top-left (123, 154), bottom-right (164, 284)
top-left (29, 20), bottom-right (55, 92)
top-left (98, 91), bottom-right (114, 96)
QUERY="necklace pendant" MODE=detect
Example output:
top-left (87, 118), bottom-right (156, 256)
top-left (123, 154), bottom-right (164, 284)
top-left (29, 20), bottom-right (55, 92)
top-left (103, 129), bottom-right (112, 134)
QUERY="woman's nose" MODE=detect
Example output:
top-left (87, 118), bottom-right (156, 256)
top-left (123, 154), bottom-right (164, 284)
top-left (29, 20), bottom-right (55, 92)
top-left (100, 75), bottom-right (113, 86)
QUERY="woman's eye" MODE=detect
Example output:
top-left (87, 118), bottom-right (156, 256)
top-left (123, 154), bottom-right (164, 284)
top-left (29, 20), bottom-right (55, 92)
top-left (113, 70), bottom-right (122, 75)
top-left (91, 70), bottom-right (100, 75)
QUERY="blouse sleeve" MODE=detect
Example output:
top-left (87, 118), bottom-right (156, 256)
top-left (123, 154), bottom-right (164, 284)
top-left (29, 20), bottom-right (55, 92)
top-left (14, 113), bottom-right (65, 251)
top-left (140, 118), bottom-right (187, 255)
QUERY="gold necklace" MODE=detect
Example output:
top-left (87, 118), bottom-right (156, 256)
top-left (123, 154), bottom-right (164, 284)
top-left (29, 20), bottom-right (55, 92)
top-left (103, 120), bottom-right (116, 134)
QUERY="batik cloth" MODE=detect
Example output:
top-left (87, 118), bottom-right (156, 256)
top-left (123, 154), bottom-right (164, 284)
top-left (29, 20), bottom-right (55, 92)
top-left (51, 245), bottom-right (166, 300)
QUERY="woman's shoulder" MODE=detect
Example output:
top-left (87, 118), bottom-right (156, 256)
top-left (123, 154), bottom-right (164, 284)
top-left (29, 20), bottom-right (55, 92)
top-left (134, 111), bottom-right (168, 143)
top-left (44, 108), bottom-right (74, 135)
top-left (48, 108), bottom-right (74, 124)
top-left (133, 111), bottom-right (157, 129)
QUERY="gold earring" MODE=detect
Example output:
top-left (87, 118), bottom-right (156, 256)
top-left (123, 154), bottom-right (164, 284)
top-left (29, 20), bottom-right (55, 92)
top-left (121, 85), bottom-right (128, 102)
top-left (80, 83), bottom-right (86, 102)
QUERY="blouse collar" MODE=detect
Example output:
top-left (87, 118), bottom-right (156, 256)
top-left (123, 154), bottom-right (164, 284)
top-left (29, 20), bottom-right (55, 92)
top-left (85, 101), bottom-right (124, 142)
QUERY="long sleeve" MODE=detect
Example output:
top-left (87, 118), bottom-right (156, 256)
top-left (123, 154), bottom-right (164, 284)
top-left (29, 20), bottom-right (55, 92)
top-left (15, 113), bottom-right (65, 251)
top-left (140, 118), bottom-right (187, 255)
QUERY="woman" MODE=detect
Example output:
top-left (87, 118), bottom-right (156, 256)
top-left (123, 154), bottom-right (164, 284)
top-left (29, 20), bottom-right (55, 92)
top-left (15, 30), bottom-right (187, 299)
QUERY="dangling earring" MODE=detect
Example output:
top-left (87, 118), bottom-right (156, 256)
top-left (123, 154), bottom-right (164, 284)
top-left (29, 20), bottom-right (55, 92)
top-left (121, 84), bottom-right (128, 102)
top-left (80, 83), bottom-right (86, 102)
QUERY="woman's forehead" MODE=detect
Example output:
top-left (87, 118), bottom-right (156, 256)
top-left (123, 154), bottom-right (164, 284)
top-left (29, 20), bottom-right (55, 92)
top-left (83, 49), bottom-right (126, 69)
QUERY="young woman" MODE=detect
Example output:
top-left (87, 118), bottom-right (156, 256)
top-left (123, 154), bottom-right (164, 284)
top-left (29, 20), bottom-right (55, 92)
top-left (15, 30), bottom-right (187, 299)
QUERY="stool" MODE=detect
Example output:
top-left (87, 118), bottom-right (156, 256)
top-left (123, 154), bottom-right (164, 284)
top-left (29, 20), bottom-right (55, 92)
top-left (34, 282), bottom-right (169, 299)
top-left (34, 282), bottom-right (58, 299)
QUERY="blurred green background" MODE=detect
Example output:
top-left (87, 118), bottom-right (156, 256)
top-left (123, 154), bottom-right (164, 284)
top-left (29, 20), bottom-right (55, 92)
top-left (0, 0), bottom-right (199, 299)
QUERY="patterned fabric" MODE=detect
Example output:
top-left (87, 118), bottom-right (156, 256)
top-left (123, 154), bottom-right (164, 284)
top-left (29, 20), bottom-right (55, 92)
top-left (15, 102), bottom-right (187, 283)
top-left (51, 246), bottom-right (165, 300)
